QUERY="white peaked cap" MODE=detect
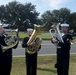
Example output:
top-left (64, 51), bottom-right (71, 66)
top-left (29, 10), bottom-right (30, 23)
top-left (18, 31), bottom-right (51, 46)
top-left (0, 23), bottom-right (2, 26)
top-left (0, 20), bottom-right (2, 26)
top-left (61, 23), bottom-right (69, 27)
top-left (2, 24), bottom-right (9, 27)
top-left (0, 23), bottom-right (3, 28)
top-left (27, 28), bottom-right (33, 31)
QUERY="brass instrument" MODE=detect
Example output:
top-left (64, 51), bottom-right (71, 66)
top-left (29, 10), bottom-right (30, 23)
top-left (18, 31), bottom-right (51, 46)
top-left (49, 23), bottom-right (76, 45)
top-left (2, 28), bottom-right (19, 52)
top-left (49, 23), bottom-right (64, 47)
top-left (26, 24), bottom-right (44, 54)
top-left (70, 37), bottom-right (76, 44)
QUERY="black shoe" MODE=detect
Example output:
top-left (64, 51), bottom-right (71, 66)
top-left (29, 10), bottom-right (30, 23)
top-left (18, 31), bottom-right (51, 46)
top-left (54, 64), bottom-right (57, 68)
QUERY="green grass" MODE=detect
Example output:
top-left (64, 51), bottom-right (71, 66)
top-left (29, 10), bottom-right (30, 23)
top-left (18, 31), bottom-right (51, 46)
top-left (19, 31), bottom-right (76, 44)
top-left (11, 54), bottom-right (76, 75)
top-left (19, 32), bottom-right (51, 40)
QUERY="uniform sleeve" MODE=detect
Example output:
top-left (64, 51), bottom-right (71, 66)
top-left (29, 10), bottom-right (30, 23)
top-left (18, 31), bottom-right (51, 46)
top-left (13, 41), bottom-right (19, 49)
top-left (58, 33), bottom-right (72, 48)
top-left (22, 37), bottom-right (29, 48)
top-left (65, 33), bottom-right (73, 40)
top-left (58, 42), bottom-right (64, 47)
top-left (37, 45), bottom-right (41, 52)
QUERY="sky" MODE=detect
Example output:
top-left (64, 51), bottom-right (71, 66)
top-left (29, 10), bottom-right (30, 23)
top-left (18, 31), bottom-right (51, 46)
top-left (0, 0), bottom-right (76, 16)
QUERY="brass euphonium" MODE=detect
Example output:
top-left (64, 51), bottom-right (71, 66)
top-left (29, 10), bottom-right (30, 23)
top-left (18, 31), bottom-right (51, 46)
top-left (2, 28), bottom-right (19, 52)
top-left (26, 24), bottom-right (44, 54)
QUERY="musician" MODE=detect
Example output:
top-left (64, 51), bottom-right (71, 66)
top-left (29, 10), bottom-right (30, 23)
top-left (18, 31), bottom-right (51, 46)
top-left (22, 28), bottom-right (41, 75)
top-left (51, 23), bottom-right (73, 75)
top-left (0, 23), bottom-right (18, 75)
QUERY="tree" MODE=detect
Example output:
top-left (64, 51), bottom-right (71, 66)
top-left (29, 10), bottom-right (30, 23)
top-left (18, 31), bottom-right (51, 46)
top-left (68, 12), bottom-right (76, 32)
top-left (52, 10), bottom-right (60, 23)
top-left (59, 8), bottom-right (71, 23)
top-left (41, 8), bottom-right (71, 31)
top-left (41, 10), bottom-right (54, 30)
top-left (0, 5), bottom-right (5, 21)
top-left (0, 1), bottom-right (39, 31)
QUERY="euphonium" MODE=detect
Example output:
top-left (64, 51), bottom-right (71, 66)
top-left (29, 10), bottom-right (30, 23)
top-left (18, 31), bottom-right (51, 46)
top-left (1, 28), bottom-right (19, 52)
top-left (26, 24), bottom-right (43, 54)
top-left (49, 23), bottom-right (64, 46)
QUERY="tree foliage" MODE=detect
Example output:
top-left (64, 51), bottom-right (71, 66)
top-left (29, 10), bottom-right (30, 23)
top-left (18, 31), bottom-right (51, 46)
top-left (0, 1), bottom-right (76, 32)
top-left (0, 1), bottom-right (39, 31)
top-left (41, 8), bottom-right (76, 32)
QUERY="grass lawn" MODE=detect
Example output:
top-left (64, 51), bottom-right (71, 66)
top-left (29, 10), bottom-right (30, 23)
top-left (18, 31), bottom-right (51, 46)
top-left (11, 54), bottom-right (76, 75)
top-left (19, 31), bottom-right (76, 40)
top-left (19, 32), bottom-right (51, 40)
top-left (11, 31), bottom-right (76, 75)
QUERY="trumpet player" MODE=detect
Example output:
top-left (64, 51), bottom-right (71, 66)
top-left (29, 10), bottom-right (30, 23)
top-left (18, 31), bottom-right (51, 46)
top-left (51, 23), bottom-right (73, 75)
top-left (0, 23), bottom-right (18, 75)
top-left (22, 28), bottom-right (41, 75)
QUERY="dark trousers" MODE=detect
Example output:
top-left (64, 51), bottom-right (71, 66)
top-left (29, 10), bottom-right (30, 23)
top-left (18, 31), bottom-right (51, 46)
top-left (26, 53), bottom-right (37, 75)
top-left (0, 51), bottom-right (12, 75)
top-left (57, 58), bottom-right (69, 75)
top-left (56, 48), bottom-right (70, 75)
top-left (0, 64), bottom-right (12, 75)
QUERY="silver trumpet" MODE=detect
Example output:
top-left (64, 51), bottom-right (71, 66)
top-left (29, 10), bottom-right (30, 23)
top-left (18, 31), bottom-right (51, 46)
top-left (2, 28), bottom-right (19, 52)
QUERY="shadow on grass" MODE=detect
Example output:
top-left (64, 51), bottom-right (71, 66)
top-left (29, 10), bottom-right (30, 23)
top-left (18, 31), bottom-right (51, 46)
top-left (37, 67), bottom-right (57, 73)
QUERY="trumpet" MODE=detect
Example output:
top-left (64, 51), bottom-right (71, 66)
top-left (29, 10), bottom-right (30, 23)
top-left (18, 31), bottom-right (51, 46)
top-left (1, 28), bottom-right (19, 52)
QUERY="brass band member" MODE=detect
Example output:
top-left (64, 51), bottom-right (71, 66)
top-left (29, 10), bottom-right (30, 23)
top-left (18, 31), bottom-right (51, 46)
top-left (22, 28), bottom-right (41, 75)
top-left (51, 23), bottom-right (73, 75)
top-left (0, 23), bottom-right (18, 75)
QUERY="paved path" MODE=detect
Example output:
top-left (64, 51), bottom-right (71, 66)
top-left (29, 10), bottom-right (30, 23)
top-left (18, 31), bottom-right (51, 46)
top-left (12, 40), bottom-right (76, 57)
